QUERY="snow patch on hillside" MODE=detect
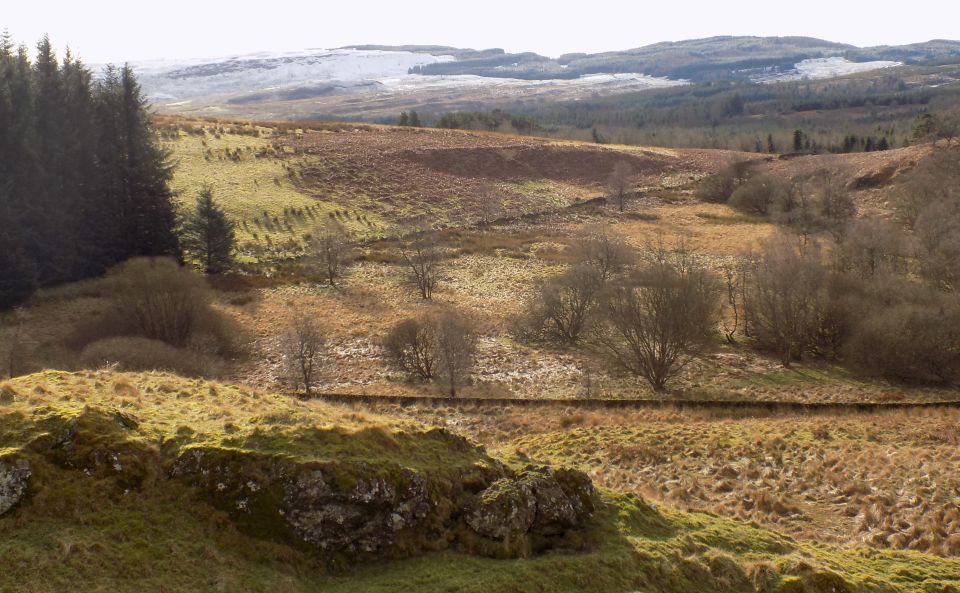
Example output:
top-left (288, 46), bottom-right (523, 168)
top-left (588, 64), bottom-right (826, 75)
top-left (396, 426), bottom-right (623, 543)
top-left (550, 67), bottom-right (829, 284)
top-left (134, 49), bottom-right (456, 100)
top-left (376, 72), bottom-right (683, 93)
top-left (755, 57), bottom-right (901, 83)
top-left (133, 48), bottom-right (685, 106)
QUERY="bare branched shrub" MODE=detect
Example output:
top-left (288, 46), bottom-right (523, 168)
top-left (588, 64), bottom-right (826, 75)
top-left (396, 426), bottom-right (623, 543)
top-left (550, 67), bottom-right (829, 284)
top-left (399, 236), bottom-right (441, 300)
top-left (696, 160), bottom-right (753, 203)
top-left (113, 259), bottom-right (205, 346)
top-left (743, 236), bottom-right (826, 366)
top-left (608, 161), bottom-right (634, 212)
top-left (833, 218), bottom-right (910, 279)
top-left (110, 258), bottom-right (215, 347)
top-left (772, 174), bottom-right (820, 244)
top-left (312, 220), bottom-right (352, 287)
top-left (914, 195), bottom-right (960, 290)
top-left (281, 310), bottom-right (325, 396)
top-left (567, 224), bottom-right (634, 284)
top-left (62, 258), bottom-right (239, 376)
top-left (813, 169), bottom-right (857, 242)
top-left (729, 174), bottom-right (792, 216)
top-left (845, 283), bottom-right (960, 383)
top-left (384, 309), bottom-right (477, 397)
top-left (517, 265), bottom-right (603, 346)
top-left (592, 245), bottom-right (720, 391)
top-left (383, 317), bottom-right (438, 380)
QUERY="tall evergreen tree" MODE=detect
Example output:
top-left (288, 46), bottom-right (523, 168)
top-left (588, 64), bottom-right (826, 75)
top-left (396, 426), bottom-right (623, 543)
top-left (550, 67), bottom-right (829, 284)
top-left (180, 187), bottom-right (236, 274)
top-left (0, 33), bottom-right (182, 308)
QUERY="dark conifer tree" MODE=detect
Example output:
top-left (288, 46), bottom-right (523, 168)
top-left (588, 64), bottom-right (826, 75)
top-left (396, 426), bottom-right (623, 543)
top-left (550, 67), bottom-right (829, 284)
top-left (180, 187), bottom-right (236, 274)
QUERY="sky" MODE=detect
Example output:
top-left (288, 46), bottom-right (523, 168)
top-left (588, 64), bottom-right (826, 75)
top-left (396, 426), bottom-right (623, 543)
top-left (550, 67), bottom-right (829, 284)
top-left (3, 0), bottom-right (959, 64)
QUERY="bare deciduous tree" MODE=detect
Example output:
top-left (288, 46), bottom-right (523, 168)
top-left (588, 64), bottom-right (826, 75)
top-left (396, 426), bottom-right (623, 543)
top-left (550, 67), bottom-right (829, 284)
top-left (608, 161), bottom-right (634, 212)
top-left (281, 310), bottom-right (325, 397)
top-left (433, 310), bottom-right (477, 397)
top-left (568, 224), bottom-right (634, 284)
top-left (312, 220), bottom-right (352, 287)
top-left (593, 245), bottom-right (720, 391)
top-left (399, 236), bottom-right (442, 300)
top-left (720, 263), bottom-right (742, 344)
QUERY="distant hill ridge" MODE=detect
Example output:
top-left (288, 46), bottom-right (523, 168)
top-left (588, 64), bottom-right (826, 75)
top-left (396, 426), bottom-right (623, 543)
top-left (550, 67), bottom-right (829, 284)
top-left (392, 35), bottom-right (960, 81)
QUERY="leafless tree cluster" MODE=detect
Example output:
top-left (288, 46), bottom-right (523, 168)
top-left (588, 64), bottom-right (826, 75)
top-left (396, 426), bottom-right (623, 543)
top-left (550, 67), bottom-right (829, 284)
top-left (516, 265), bottom-right (603, 346)
top-left (696, 159), bottom-right (755, 203)
top-left (383, 317), bottom-right (437, 380)
top-left (701, 163), bottom-right (857, 244)
top-left (726, 162), bottom-right (960, 382)
top-left (567, 224), bottom-right (634, 284)
top-left (384, 309), bottom-right (476, 397)
top-left (740, 236), bottom-right (829, 366)
top-left (517, 225), bottom-right (632, 346)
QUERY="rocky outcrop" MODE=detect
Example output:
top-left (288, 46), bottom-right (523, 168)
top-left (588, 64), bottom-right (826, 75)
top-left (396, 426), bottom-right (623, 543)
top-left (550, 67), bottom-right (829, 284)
top-left (170, 447), bottom-right (597, 564)
top-left (3, 405), bottom-right (598, 568)
top-left (465, 475), bottom-right (537, 541)
top-left (0, 458), bottom-right (31, 516)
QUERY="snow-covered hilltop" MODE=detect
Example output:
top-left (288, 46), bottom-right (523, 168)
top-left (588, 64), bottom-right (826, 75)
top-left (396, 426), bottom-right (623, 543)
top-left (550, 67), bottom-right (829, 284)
top-left (127, 37), bottom-right (957, 119)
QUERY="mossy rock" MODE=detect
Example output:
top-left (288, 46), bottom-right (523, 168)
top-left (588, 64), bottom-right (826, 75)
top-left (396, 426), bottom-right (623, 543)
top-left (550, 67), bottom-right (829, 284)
top-left (0, 455), bottom-right (31, 516)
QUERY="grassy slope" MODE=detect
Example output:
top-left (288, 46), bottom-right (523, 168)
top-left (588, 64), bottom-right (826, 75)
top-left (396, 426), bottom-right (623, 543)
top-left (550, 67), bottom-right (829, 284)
top-left (2, 371), bottom-right (959, 593)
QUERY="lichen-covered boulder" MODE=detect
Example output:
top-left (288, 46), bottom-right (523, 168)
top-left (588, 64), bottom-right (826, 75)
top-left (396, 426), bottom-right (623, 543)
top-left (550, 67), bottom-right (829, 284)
top-left (0, 458), bottom-right (31, 516)
top-left (525, 466), bottom-right (596, 535)
top-left (463, 465), bottom-right (597, 556)
top-left (281, 463), bottom-right (434, 554)
top-left (465, 476), bottom-right (537, 541)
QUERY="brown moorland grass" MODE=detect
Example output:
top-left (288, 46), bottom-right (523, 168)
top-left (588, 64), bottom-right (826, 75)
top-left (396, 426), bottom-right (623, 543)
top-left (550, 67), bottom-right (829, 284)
top-left (363, 401), bottom-right (960, 557)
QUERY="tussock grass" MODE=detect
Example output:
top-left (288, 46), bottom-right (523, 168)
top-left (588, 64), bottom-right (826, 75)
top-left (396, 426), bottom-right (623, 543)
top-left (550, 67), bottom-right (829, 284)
top-left (382, 402), bottom-right (960, 557)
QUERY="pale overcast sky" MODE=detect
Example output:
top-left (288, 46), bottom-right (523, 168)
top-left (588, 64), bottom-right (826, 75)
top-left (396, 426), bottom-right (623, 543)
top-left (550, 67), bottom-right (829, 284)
top-left (3, 0), bottom-right (959, 63)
